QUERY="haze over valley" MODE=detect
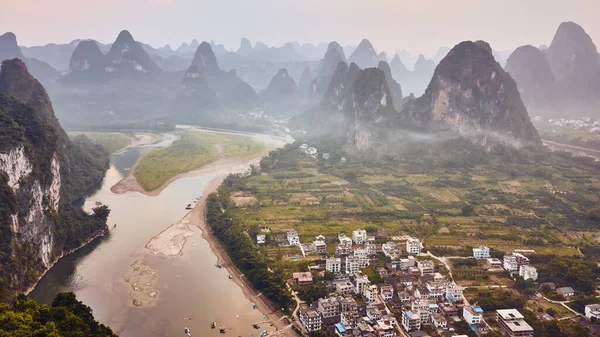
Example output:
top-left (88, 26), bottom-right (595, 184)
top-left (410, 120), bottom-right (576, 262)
top-left (2, 2), bottom-right (600, 337)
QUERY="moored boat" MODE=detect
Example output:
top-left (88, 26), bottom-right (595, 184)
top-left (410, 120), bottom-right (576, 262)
top-left (211, 321), bottom-right (216, 329)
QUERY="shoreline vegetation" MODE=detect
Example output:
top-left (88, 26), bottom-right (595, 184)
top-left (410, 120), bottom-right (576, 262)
top-left (133, 129), bottom-right (267, 191)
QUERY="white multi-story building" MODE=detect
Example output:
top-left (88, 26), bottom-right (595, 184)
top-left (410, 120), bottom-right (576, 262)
top-left (417, 260), bottom-right (435, 276)
top-left (585, 304), bottom-right (600, 320)
top-left (399, 256), bottom-right (416, 270)
top-left (335, 280), bottom-right (355, 296)
top-left (503, 254), bottom-right (519, 272)
top-left (318, 297), bottom-right (340, 318)
top-left (402, 310), bottom-right (421, 332)
top-left (473, 246), bottom-right (491, 259)
top-left (406, 236), bottom-right (421, 254)
top-left (364, 242), bottom-right (377, 255)
top-left (287, 230), bottom-right (300, 246)
top-left (353, 229), bottom-right (368, 244)
top-left (364, 285), bottom-right (378, 303)
top-left (326, 257), bottom-right (342, 273)
top-left (353, 248), bottom-right (370, 267)
top-left (382, 242), bottom-right (401, 259)
top-left (256, 234), bottom-right (266, 244)
top-left (519, 265), bottom-right (538, 281)
top-left (446, 284), bottom-right (465, 302)
top-left (380, 285), bottom-right (394, 301)
top-left (375, 319), bottom-right (397, 337)
top-left (336, 243), bottom-right (352, 257)
top-left (345, 256), bottom-right (362, 274)
top-left (299, 304), bottom-right (322, 331)
top-left (463, 305), bottom-right (483, 325)
top-left (355, 275), bottom-right (370, 294)
top-left (496, 309), bottom-right (534, 337)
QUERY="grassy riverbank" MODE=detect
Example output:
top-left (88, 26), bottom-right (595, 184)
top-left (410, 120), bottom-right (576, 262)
top-left (134, 129), bottom-right (266, 191)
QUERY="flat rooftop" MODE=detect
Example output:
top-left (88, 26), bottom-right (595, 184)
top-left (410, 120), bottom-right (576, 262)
top-left (497, 309), bottom-right (525, 320)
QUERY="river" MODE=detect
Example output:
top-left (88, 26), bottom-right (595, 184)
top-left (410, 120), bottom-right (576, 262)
top-left (30, 133), bottom-right (268, 337)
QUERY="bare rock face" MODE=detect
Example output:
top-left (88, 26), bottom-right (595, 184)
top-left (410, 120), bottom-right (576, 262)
top-left (506, 45), bottom-right (556, 113)
top-left (400, 41), bottom-right (541, 148)
top-left (64, 40), bottom-right (108, 83)
top-left (348, 39), bottom-right (379, 69)
top-left (378, 61), bottom-right (403, 109)
top-left (0, 59), bottom-right (109, 301)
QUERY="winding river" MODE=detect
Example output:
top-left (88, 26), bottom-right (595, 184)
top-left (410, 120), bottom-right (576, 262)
top-left (30, 133), bottom-right (268, 337)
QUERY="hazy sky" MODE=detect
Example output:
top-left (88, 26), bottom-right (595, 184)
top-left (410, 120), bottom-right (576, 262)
top-left (3, 0), bottom-right (599, 56)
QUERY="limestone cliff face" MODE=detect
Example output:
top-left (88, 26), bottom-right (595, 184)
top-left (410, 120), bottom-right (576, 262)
top-left (400, 41), bottom-right (542, 148)
top-left (0, 59), bottom-right (109, 301)
top-left (105, 30), bottom-right (162, 78)
top-left (505, 45), bottom-right (556, 113)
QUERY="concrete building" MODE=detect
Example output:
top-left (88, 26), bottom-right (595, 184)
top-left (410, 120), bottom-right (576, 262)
top-left (326, 257), bottom-right (342, 273)
top-left (399, 256), bottom-right (416, 270)
top-left (496, 309), bottom-right (534, 337)
top-left (401, 310), bottom-right (421, 332)
top-left (287, 230), bottom-right (300, 246)
top-left (374, 319), bottom-right (396, 337)
top-left (292, 272), bottom-right (313, 286)
top-left (299, 304), bottom-right (322, 331)
top-left (473, 246), bottom-right (491, 259)
top-left (503, 254), bottom-right (519, 272)
top-left (585, 304), bottom-right (600, 320)
top-left (518, 265), bottom-right (538, 281)
top-left (380, 285), bottom-right (394, 301)
top-left (406, 237), bottom-right (421, 254)
top-left (313, 240), bottom-right (327, 254)
top-left (353, 229), bottom-right (368, 244)
top-left (366, 304), bottom-right (383, 321)
top-left (338, 233), bottom-right (353, 245)
top-left (335, 280), bottom-right (355, 296)
top-left (355, 275), bottom-right (371, 295)
top-left (363, 284), bottom-right (378, 303)
top-left (318, 297), bottom-right (340, 319)
top-left (486, 258), bottom-right (503, 268)
top-left (382, 242), bottom-right (401, 259)
top-left (417, 260), bottom-right (434, 276)
top-left (336, 243), bottom-right (352, 257)
top-left (256, 234), bottom-right (266, 244)
top-left (556, 287), bottom-right (576, 298)
top-left (446, 284), bottom-right (465, 302)
top-left (345, 256), bottom-right (362, 274)
top-left (463, 305), bottom-right (483, 325)
top-left (431, 313), bottom-right (447, 328)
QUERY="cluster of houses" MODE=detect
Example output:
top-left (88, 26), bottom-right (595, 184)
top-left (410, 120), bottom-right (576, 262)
top-left (298, 143), bottom-right (346, 163)
top-left (473, 246), bottom-right (539, 281)
top-left (289, 230), bottom-right (536, 337)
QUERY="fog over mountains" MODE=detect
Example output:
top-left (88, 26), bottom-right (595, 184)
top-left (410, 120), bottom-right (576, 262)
top-left (1, 21), bottom-right (598, 148)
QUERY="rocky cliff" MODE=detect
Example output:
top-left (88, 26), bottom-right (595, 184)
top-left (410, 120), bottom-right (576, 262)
top-left (0, 59), bottom-right (109, 302)
top-left (400, 41), bottom-right (541, 149)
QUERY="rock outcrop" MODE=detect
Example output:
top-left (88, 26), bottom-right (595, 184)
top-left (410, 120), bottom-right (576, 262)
top-left (297, 67), bottom-right (313, 98)
top-left (0, 59), bottom-right (109, 301)
top-left (400, 41), bottom-right (541, 148)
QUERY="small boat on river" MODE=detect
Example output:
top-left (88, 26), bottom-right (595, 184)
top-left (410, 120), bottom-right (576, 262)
top-left (211, 321), bottom-right (216, 329)
top-left (216, 264), bottom-right (222, 268)
top-left (219, 325), bottom-right (226, 333)
top-left (184, 327), bottom-right (191, 336)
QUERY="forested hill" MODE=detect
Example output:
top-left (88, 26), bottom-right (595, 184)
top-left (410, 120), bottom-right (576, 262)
top-left (0, 292), bottom-right (117, 336)
top-left (0, 59), bottom-right (110, 302)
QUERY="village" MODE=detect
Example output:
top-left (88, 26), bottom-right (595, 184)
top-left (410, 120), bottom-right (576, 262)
top-left (255, 228), bottom-right (560, 337)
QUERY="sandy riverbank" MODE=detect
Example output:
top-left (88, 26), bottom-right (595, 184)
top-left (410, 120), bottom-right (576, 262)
top-left (138, 131), bottom-right (296, 336)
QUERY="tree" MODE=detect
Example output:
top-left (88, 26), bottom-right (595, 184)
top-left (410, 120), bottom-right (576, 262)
top-left (461, 204), bottom-right (475, 216)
